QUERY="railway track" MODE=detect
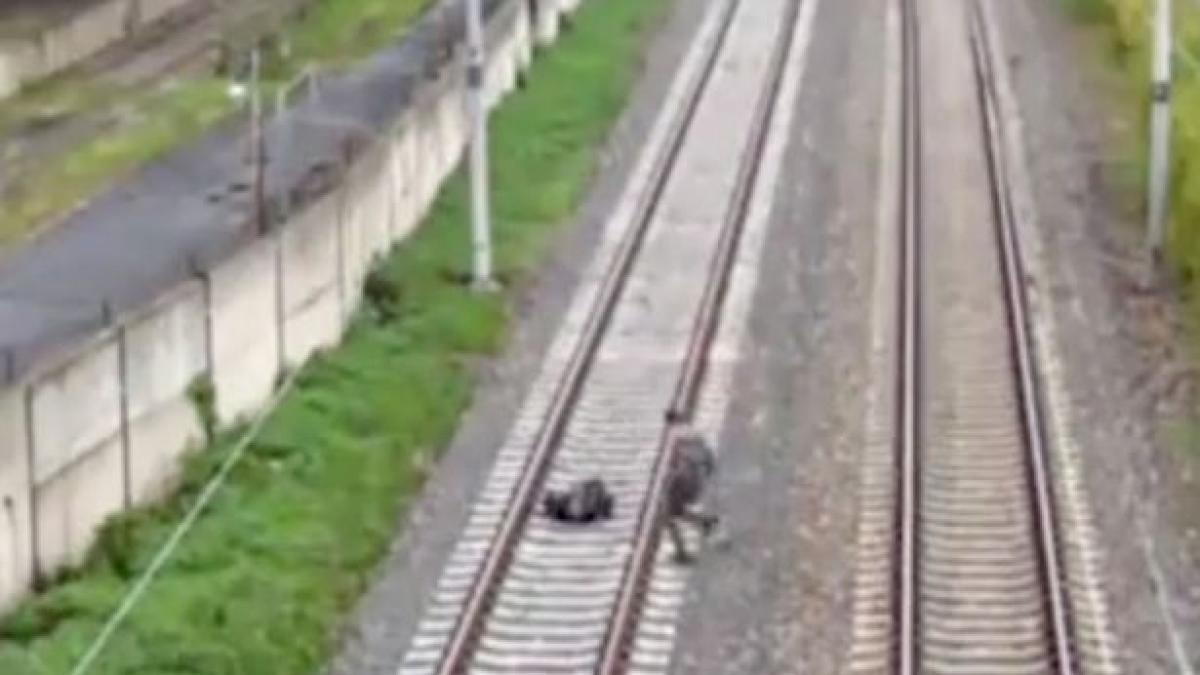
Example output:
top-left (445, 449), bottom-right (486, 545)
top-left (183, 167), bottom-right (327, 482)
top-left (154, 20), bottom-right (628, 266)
top-left (857, 0), bottom-right (1087, 672)
top-left (395, 0), bottom-right (806, 673)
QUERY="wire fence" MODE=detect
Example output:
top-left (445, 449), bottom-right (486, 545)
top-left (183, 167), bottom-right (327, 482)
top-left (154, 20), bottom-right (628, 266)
top-left (0, 289), bottom-right (117, 386)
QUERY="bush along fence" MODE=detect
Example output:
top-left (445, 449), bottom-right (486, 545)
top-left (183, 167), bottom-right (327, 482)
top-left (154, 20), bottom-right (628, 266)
top-left (0, 0), bottom-right (584, 614)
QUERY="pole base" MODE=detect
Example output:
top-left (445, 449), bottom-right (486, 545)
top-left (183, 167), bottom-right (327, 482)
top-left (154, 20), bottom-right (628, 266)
top-left (471, 277), bottom-right (502, 293)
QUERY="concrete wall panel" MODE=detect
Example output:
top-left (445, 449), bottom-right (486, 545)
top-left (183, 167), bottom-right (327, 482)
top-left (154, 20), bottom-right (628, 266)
top-left (0, 42), bottom-right (34, 99)
top-left (209, 236), bottom-right (280, 424)
top-left (391, 123), bottom-right (420, 243)
top-left (430, 89), bottom-right (453, 199)
top-left (485, 0), bottom-right (521, 104)
top-left (282, 286), bottom-right (340, 366)
top-left (0, 0), bottom-right (207, 101)
top-left (363, 152), bottom-right (394, 261)
top-left (282, 192), bottom-right (342, 364)
top-left (428, 88), bottom-right (449, 187)
top-left (534, 0), bottom-right (561, 45)
top-left (442, 81), bottom-right (467, 175)
top-left (343, 150), bottom-right (391, 291)
top-left (125, 398), bottom-right (198, 504)
top-left (515, 0), bottom-right (534, 74)
top-left (413, 95), bottom-right (442, 220)
top-left (122, 284), bottom-right (206, 504)
top-left (0, 387), bottom-right (32, 613)
top-left (427, 66), bottom-right (463, 184)
top-left (282, 192), bottom-right (340, 313)
top-left (25, 332), bottom-right (124, 574)
top-left (33, 433), bottom-right (124, 573)
top-left (501, 21), bottom-right (520, 96)
top-left (27, 336), bottom-right (122, 486)
top-left (137, 0), bottom-right (194, 25)
top-left (41, 0), bottom-right (130, 77)
top-left (340, 188), bottom-right (367, 320)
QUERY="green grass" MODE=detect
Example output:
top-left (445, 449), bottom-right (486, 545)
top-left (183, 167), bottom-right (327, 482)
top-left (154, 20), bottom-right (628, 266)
top-left (1063, 0), bottom-right (1200, 451)
top-left (0, 80), bottom-right (233, 245)
top-left (0, 0), bottom-right (671, 671)
top-left (1062, 0), bottom-right (1116, 23)
top-left (282, 0), bottom-right (434, 69)
top-left (1057, 1), bottom-right (1200, 271)
top-left (0, 0), bottom-right (435, 249)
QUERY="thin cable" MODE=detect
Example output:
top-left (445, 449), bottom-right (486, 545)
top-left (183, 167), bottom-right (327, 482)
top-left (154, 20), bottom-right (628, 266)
top-left (69, 367), bottom-right (301, 675)
top-left (1177, 40), bottom-right (1200, 74)
top-left (1140, 10), bottom-right (1200, 74)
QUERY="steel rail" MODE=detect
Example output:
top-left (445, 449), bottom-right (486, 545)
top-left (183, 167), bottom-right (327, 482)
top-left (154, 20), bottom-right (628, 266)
top-left (595, 1), bottom-right (804, 672)
top-left (893, 0), bottom-right (1077, 670)
top-left (968, 3), bottom-right (1077, 671)
top-left (431, 1), bottom-right (742, 671)
top-left (895, 0), bottom-right (923, 670)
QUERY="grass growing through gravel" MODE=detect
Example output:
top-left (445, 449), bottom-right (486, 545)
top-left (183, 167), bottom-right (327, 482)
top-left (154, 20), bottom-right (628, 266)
top-left (0, 0), bottom-right (670, 672)
top-left (0, 0), bottom-right (433, 249)
top-left (1059, 0), bottom-right (1200, 450)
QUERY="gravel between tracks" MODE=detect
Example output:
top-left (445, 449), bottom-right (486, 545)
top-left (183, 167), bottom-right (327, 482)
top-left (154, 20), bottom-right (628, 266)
top-left (668, 0), bottom-right (884, 672)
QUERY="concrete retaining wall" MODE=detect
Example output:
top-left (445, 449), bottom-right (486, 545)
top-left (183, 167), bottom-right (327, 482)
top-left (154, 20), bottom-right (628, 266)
top-left (0, 387), bottom-right (32, 611)
top-left (26, 332), bottom-right (125, 574)
top-left (137, 0), bottom-right (196, 26)
top-left (281, 189), bottom-right (343, 366)
top-left (340, 146), bottom-right (393, 317)
top-left (0, 0), bottom-right (572, 613)
top-left (0, 0), bottom-right (208, 100)
top-left (209, 236), bottom-right (281, 424)
top-left (122, 282), bottom-right (207, 504)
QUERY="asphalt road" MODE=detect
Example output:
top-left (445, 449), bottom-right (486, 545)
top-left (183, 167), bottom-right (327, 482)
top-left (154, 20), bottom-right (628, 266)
top-left (0, 0), bottom-right (494, 382)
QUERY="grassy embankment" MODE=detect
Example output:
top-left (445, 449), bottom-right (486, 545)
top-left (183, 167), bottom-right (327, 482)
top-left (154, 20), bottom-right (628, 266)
top-left (1063, 0), bottom-right (1200, 283)
top-left (0, 0), bottom-right (670, 672)
top-left (1063, 0), bottom-right (1200, 450)
top-left (0, 0), bottom-right (433, 248)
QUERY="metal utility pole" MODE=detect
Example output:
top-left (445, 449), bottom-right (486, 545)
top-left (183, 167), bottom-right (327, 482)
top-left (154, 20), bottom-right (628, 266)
top-left (465, 0), bottom-right (496, 289)
top-left (1147, 0), bottom-right (1174, 265)
top-left (275, 88), bottom-right (290, 223)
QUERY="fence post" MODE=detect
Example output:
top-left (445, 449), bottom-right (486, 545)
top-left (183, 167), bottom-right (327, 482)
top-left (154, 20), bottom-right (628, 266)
top-left (250, 48), bottom-right (268, 236)
top-left (1147, 0), bottom-right (1175, 266)
top-left (110, 302), bottom-right (133, 508)
top-left (24, 385), bottom-right (40, 586)
top-left (337, 139), bottom-right (352, 324)
top-left (189, 254), bottom-right (215, 379)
